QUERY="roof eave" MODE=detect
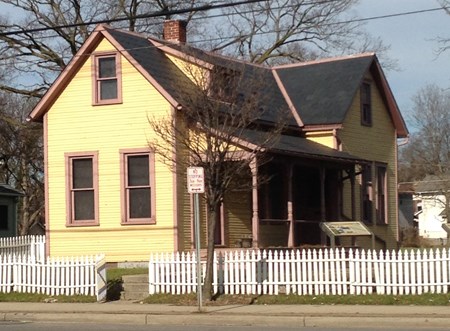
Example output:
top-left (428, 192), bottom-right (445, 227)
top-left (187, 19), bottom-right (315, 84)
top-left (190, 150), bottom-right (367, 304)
top-left (28, 24), bottom-right (108, 122)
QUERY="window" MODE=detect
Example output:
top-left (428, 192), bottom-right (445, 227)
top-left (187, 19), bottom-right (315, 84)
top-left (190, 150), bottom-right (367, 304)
top-left (376, 165), bottom-right (388, 224)
top-left (0, 205), bottom-right (8, 230)
top-left (361, 164), bottom-right (372, 224)
top-left (360, 82), bottom-right (372, 126)
top-left (121, 150), bottom-right (155, 224)
top-left (66, 152), bottom-right (98, 226)
top-left (93, 53), bottom-right (122, 105)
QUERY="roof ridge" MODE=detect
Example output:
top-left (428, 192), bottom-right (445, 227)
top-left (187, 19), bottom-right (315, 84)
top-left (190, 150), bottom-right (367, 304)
top-left (148, 36), bottom-right (270, 69)
top-left (272, 52), bottom-right (376, 69)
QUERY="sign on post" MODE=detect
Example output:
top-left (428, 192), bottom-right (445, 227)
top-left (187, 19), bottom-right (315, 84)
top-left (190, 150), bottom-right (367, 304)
top-left (187, 167), bottom-right (205, 194)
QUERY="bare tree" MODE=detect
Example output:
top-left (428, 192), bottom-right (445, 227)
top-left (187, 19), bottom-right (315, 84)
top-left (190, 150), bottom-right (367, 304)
top-left (399, 84), bottom-right (450, 220)
top-left (0, 0), bottom-right (204, 97)
top-left (200, 0), bottom-right (393, 67)
top-left (148, 58), bottom-right (286, 300)
top-left (0, 92), bottom-right (43, 235)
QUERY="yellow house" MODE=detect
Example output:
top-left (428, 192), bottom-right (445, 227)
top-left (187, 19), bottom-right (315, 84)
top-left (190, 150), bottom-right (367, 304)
top-left (29, 21), bottom-right (408, 262)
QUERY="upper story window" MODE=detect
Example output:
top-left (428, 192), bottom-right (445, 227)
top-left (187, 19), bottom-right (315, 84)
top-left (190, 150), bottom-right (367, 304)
top-left (360, 82), bottom-right (372, 126)
top-left (93, 53), bottom-right (122, 105)
top-left (120, 149), bottom-right (156, 225)
top-left (66, 152), bottom-right (99, 226)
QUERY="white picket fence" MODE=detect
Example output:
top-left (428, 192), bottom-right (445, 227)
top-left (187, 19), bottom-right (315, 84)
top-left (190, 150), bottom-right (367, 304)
top-left (0, 254), bottom-right (107, 301)
top-left (148, 248), bottom-right (450, 296)
top-left (0, 235), bottom-right (106, 301)
top-left (0, 235), bottom-right (45, 262)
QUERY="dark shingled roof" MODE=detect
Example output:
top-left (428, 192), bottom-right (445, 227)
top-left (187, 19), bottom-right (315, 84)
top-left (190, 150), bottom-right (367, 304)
top-left (274, 55), bottom-right (374, 126)
top-left (120, 37), bottom-right (298, 127)
top-left (105, 27), bottom-right (199, 106)
top-left (238, 129), bottom-right (367, 163)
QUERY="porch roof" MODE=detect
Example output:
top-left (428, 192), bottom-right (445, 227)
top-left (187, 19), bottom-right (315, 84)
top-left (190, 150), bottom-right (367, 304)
top-left (239, 129), bottom-right (368, 164)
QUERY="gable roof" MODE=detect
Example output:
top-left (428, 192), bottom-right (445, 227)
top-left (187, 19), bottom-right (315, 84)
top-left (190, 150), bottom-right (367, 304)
top-left (28, 24), bottom-right (408, 139)
top-left (273, 54), bottom-right (408, 137)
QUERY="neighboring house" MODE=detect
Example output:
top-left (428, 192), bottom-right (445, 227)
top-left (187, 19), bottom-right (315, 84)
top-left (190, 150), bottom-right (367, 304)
top-left (413, 177), bottom-right (450, 243)
top-left (0, 184), bottom-right (23, 237)
top-left (29, 21), bottom-right (408, 262)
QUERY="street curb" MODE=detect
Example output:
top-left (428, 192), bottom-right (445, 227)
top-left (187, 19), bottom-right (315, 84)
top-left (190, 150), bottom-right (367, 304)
top-left (3, 311), bottom-right (450, 328)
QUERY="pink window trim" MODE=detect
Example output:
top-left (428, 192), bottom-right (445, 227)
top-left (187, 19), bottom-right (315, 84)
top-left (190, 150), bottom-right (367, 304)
top-left (120, 148), bottom-right (156, 225)
top-left (91, 52), bottom-right (123, 106)
top-left (65, 151), bottom-right (99, 227)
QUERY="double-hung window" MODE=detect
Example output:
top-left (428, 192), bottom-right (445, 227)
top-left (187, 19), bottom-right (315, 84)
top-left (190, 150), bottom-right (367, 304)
top-left (121, 150), bottom-right (155, 224)
top-left (93, 53), bottom-right (122, 105)
top-left (66, 152), bottom-right (98, 226)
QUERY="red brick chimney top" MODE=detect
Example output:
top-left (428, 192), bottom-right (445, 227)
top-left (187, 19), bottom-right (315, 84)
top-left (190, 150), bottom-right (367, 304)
top-left (163, 20), bottom-right (187, 43)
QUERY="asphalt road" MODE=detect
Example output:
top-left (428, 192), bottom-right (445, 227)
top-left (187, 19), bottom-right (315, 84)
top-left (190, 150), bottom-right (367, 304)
top-left (0, 322), bottom-right (449, 331)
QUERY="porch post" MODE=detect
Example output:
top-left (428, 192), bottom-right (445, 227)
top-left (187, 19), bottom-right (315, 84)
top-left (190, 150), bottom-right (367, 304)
top-left (350, 167), bottom-right (357, 247)
top-left (320, 166), bottom-right (327, 245)
top-left (350, 168), bottom-right (356, 220)
top-left (287, 163), bottom-right (294, 247)
top-left (250, 158), bottom-right (259, 248)
top-left (320, 166), bottom-right (326, 222)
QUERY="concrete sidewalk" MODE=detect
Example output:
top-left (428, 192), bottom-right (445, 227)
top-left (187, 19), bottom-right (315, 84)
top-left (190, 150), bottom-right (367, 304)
top-left (0, 301), bottom-right (449, 328)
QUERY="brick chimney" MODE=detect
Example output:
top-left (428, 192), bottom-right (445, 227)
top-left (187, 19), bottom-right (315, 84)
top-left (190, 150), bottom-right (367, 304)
top-left (163, 20), bottom-right (187, 43)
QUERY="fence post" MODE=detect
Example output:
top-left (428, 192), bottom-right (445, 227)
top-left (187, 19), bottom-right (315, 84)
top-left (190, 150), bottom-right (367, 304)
top-left (95, 255), bottom-right (107, 302)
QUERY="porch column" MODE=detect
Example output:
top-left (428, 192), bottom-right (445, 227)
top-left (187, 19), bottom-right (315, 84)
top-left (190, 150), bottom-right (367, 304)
top-left (287, 164), bottom-right (294, 248)
top-left (350, 168), bottom-right (356, 220)
top-left (320, 166), bottom-right (326, 245)
top-left (350, 167), bottom-right (356, 246)
top-left (250, 158), bottom-right (259, 248)
top-left (320, 167), bottom-right (326, 222)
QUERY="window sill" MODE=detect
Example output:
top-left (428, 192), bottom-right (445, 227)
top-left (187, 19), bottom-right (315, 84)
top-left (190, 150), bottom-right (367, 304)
top-left (121, 219), bottom-right (156, 226)
top-left (66, 221), bottom-right (99, 227)
top-left (92, 99), bottom-right (123, 106)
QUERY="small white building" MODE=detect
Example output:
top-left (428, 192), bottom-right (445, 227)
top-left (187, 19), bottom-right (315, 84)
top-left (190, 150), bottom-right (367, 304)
top-left (413, 178), bottom-right (449, 244)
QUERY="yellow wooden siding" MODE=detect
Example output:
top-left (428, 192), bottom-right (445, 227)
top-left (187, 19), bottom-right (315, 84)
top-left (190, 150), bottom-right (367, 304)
top-left (305, 131), bottom-right (334, 148)
top-left (339, 72), bottom-right (398, 249)
top-left (46, 38), bottom-right (176, 262)
top-left (166, 54), bottom-right (208, 87)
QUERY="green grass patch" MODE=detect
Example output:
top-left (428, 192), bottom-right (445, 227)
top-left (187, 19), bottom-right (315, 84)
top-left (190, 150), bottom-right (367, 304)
top-left (0, 292), bottom-right (95, 303)
top-left (143, 292), bottom-right (450, 306)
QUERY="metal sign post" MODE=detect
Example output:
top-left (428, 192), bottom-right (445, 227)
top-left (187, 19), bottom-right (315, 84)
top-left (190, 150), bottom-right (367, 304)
top-left (187, 167), bottom-right (205, 312)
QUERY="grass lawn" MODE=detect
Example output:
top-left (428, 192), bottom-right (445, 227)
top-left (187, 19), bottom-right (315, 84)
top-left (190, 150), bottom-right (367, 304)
top-left (0, 267), bottom-right (449, 305)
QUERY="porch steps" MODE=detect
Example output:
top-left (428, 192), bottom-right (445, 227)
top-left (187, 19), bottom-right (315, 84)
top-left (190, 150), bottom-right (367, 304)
top-left (120, 274), bottom-right (149, 301)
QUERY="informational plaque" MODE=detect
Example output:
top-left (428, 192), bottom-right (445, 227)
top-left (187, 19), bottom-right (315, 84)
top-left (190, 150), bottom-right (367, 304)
top-left (320, 221), bottom-right (374, 248)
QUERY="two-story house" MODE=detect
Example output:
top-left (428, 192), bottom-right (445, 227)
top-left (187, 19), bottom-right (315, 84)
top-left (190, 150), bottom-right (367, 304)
top-left (29, 21), bottom-right (408, 262)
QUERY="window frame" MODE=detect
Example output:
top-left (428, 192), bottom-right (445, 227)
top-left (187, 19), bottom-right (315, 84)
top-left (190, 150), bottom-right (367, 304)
top-left (360, 81), bottom-right (372, 126)
top-left (92, 52), bottom-right (122, 105)
top-left (376, 164), bottom-right (388, 225)
top-left (65, 152), bottom-right (99, 227)
top-left (120, 149), bottom-right (156, 225)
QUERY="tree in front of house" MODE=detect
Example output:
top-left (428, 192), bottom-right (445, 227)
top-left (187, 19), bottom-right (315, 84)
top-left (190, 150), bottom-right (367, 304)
top-left (148, 58), bottom-right (286, 300)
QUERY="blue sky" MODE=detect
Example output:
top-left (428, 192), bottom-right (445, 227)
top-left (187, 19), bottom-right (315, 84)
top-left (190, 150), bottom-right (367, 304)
top-left (356, 0), bottom-right (450, 127)
top-left (1, 0), bottom-right (449, 131)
